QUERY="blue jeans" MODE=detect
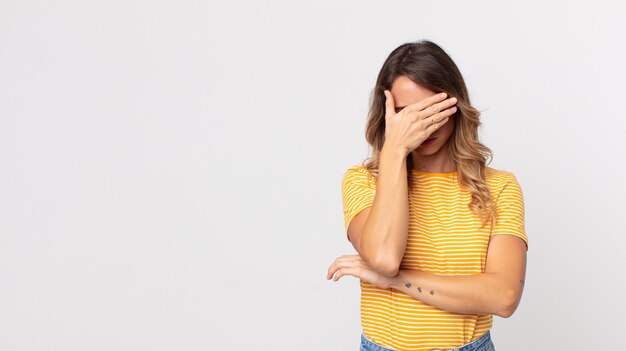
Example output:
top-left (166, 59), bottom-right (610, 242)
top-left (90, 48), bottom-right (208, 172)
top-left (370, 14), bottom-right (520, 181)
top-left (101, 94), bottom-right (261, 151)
top-left (360, 330), bottom-right (495, 351)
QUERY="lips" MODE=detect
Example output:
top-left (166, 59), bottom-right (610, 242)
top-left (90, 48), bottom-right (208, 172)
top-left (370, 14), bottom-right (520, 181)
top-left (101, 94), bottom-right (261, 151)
top-left (419, 137), bottom-right (436, 147)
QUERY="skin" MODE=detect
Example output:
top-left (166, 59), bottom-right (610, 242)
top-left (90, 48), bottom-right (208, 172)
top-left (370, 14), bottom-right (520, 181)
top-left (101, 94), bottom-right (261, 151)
top-left (328, 75), bottom-right (528, 318)
top-left (388, 75), bottom-right (457, 173)
top-left (342, 76), bottom-right (458, 277)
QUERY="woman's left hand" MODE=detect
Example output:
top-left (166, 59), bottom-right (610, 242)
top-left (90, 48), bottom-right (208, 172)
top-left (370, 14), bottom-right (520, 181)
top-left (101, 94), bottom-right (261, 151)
top-left (326, 254), bottom-right (394, 289)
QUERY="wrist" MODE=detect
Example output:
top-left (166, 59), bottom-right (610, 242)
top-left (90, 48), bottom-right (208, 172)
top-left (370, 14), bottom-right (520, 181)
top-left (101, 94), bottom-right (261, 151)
top-left (388, 270), bottom-right (402, 290)
top-left (380, 144), bottom-right (408, 163)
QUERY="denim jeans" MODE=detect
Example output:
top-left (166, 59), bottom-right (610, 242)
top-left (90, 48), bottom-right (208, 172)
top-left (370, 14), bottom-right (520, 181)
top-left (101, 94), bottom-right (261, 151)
top-left (360, 330), bottom-right (495, 351)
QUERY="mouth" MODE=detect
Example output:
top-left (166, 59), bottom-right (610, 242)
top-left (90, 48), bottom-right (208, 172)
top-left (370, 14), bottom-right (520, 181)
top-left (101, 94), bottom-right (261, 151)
top-left (420, 137), bottom-right (437, 146)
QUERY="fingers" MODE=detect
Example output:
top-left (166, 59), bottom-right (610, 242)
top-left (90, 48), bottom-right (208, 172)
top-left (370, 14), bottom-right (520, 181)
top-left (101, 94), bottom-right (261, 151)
top-left (327, 256), bottom-right (342, 279)
top-left (407, 92), bottom-right (448, 115)
top-left (419, 96), bottom-right (457, 121)
top-left (425, 107), bottom-right (456, 134)
top-left (327, 255), bottom-right (359, 280)
top-left (383, 90), bottom-right (395, 119)
top-left (425, 117), bottom-right (450, 134)
top-left (331, 267), bottom-right (358, 281)
top-left (327, 260), bottom-right (348, 281)
top-left (420, 101), bottom-right (458, 135)
top-left (430, 104), bottom-right (457, 125)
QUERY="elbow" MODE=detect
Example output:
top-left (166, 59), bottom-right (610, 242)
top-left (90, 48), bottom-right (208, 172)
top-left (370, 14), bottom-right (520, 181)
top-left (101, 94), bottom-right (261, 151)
top-left (371, 254), bottom-right (401, 278)
top-left (360, 251), bottom-right (400, 277)
top-left (498, 288), bottom-right (521, 318)
top-left (498, 305), bottom-right (514, 319)
top-left (377, 262), bottom-right (400, 278)
top-left (359, 240), bottom-right (402, 278)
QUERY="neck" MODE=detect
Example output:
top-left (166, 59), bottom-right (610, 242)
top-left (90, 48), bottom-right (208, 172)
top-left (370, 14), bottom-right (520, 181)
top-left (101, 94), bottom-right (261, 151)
top-left (410, 146), bottom-right (455, 173)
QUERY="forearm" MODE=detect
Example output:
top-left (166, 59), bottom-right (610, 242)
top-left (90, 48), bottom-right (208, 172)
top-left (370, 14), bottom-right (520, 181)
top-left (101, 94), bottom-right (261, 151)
top-left (361, 146), bottom-right (409, 275)
top-left (389, 268), bottom-right (511, 317)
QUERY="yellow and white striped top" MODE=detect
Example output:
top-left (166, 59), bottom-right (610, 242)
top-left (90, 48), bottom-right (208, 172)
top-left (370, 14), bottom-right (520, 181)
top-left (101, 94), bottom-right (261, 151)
top-left (341, 165), bottom-right (528, 351)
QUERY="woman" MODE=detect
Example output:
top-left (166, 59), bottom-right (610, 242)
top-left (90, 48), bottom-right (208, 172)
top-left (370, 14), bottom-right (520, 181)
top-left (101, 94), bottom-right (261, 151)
top-left (326, 40), bottom-right (528, 351)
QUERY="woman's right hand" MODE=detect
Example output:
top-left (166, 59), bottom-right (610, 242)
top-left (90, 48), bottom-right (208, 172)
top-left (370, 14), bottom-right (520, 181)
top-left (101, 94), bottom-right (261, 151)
top-left (382, 90), bottom-right (458, 155)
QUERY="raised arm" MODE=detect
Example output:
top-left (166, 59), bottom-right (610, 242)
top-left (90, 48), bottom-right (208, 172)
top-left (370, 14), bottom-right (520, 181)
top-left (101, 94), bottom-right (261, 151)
top-left (346, 146), bottom-right (409, 277)
top-left (344, 90), bottom-right (458, 277)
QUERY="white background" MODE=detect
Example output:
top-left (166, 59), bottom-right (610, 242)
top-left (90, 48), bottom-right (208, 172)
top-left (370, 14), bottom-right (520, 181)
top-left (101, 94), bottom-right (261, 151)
top-left (1, 1), bottom-right (625, 350)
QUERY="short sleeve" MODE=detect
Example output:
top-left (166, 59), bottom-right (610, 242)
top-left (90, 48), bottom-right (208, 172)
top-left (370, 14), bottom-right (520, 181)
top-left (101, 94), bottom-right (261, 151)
top-left (341, 166), bottom-right (377, 238)
top-left (491, 172), bottom-right (528, 251)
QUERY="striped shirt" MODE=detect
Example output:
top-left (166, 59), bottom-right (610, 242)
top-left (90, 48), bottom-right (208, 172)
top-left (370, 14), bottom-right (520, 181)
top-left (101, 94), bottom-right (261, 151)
top-left (341, 165), bottom-right (528, 351)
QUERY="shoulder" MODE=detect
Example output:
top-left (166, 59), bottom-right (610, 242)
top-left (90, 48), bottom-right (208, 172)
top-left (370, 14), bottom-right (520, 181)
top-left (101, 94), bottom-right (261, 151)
top-left (485, 166), bottom-right (519, 185)
top-left (342, 164), bottom-right (377, 189)
top-left (485, 166), bottom-right (523, 199)
top-left (343, 164), bottom-right (375, 178)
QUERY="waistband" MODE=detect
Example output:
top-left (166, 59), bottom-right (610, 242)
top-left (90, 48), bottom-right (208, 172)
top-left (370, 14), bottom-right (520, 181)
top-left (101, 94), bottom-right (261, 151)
top-left (360, 329), bottom-right (492, 351)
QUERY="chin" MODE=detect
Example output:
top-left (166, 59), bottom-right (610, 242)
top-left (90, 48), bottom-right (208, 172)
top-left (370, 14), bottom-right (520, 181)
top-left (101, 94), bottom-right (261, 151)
top-left (415, 149), bottom-right (440, 156)
top-left (415, 142), bottom-right (443, 155)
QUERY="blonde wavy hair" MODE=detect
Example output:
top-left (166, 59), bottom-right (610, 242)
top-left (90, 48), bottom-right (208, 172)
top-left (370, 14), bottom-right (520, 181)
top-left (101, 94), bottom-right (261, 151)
top-left (361, 40), bottom-right (497, 229)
